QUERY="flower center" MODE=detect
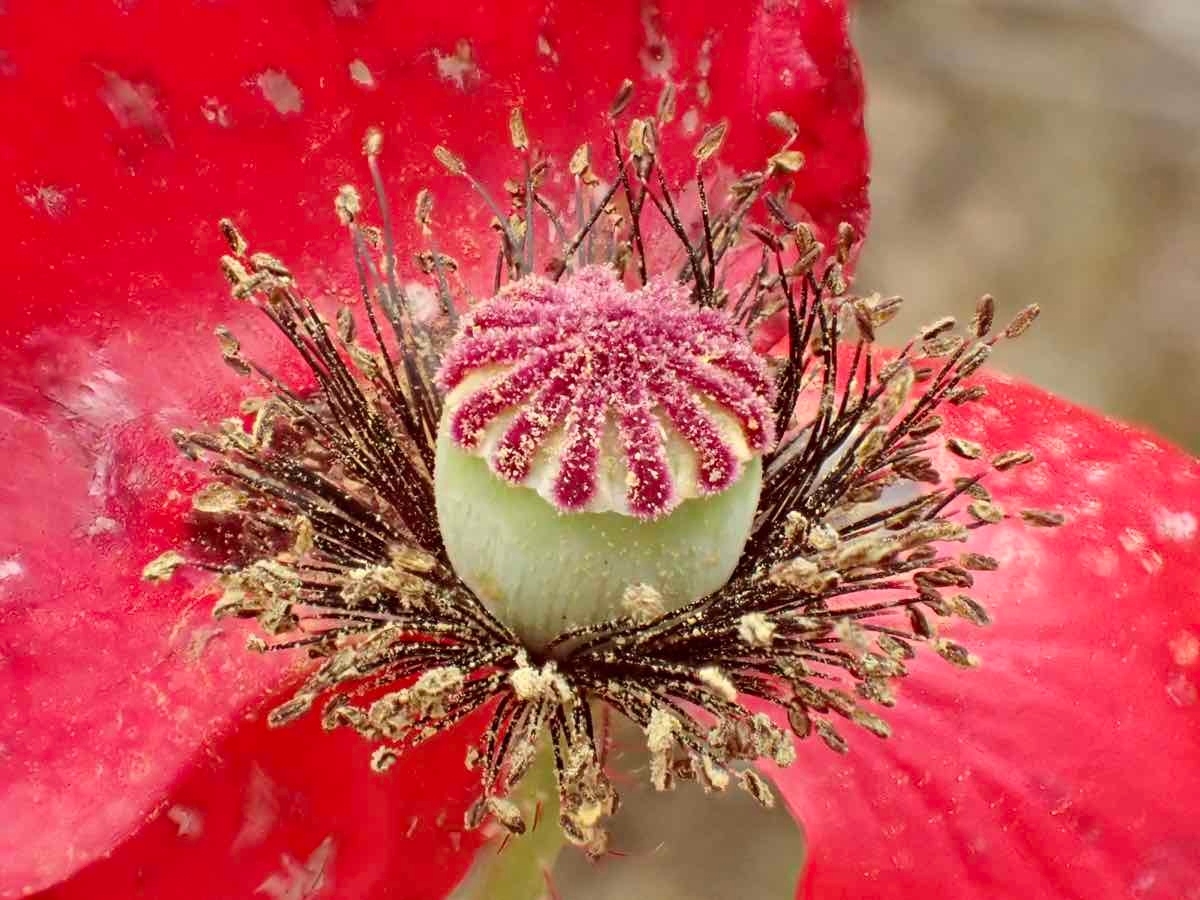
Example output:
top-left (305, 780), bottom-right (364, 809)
top-left (143, 81), bottom-right (1061, 859)
top-left (434, 267), bottom-right (774, 649)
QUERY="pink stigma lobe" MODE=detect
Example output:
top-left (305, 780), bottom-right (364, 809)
top-left (437, 267), bottom-right (775, 519)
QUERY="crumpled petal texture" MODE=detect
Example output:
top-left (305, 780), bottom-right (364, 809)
top-left (0, 0), bottom-right (868, 895)
top-left (767, 373), bottom-right (1200, 900)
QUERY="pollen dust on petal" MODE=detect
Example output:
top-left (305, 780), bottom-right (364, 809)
top-left (20, 183), bottom-right (69, 218)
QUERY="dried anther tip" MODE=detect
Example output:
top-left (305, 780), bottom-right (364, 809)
top-left (335, 184), bottom-right (362, 224)
top-left (610, 78), bottom-right (635, 118)
top-left (768, 110), bottom-right (799, 136)
top-left (508, 107), bottom-right (529, 152)
top-left (142, 550), bottom-right (186, 583)
top-left (434, 145), bottom-right (466, 175)
top-left (363, 126), bottom-right (384, 156)
top-left (694, 121), bottom-right (728, 162)
top-left (218, 217), bottom-right (247, 256)
top-left (769, 150), bottom-right (805, 174)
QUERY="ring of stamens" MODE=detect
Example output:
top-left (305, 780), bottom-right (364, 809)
top-left (146, 83), bottom-right (1059, 856)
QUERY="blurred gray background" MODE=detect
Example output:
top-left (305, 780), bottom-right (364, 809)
top-left (555, 2), bottom-right (1200, 898)
top-left (855, 0), bottom-right (1200, 455)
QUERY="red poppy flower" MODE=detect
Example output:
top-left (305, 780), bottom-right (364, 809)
top-left (1, 3), bottom-right (1196, 900)
top-left (1, 1), bottom-right (865, 895)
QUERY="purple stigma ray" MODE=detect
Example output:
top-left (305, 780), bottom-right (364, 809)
top-left (552, 371), bottom-right (609, 512)
top-left (492, 353), bottom-right (585, 484)
top-left (615, 378), bottom-right (677, 517)
top-left (449, 348), bottom-right (567, 449)
top-left (650, 374), bottom-right (739, 495)
top-left (438, 267), bottom-right (775, 519)
top-left (438, 325), bottom-right (559, 391)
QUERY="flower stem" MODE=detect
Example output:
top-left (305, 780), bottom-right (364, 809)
top-left (450, 738), bottom-right (566, 900)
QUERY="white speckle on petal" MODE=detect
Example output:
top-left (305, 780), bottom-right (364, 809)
top-left (257, 70), bottom-right (303, 115)
top-left (991, 527), bottom-right (1038, 568)
top-left (1166, 671), bottom-right (1197, 707)
top-left (125, 751), bottom-right (152, 784)
top-left (88, 444), bottom-right (114, 500)
top-left (85, 515), bottom-right (119, 537)
top-left (100, 70), bottom-right (171, 143)
top-left (1120, 528), bottom-right (1147, 552)
top-left (1156, 509), bottom-right (1197, 543)
top-left (537, 34), bottom-right (559, 65)
top-left (639, 2), bottom-right (675, 79)
top-left (201, 96), bottom-right (232, 127)
top-left (681, 108), bottom-right (700, 136)
top-left (234, 765), bottom-right (281, 850)
top-left (0, 557), bottom-right (24, 581)
top-left (1041, 436), bottom-right (1070, 458)
top-left (1169, 631), bottom-right (1199, 668)
top-left (348, 59), bottom-right (375, 89)
top-left (1021, 466), bottom-right (1051, 493)
top-left (1120, 527), bottom-right (1163, 573)
top-left (696, 37), bottom-right (714, 77)
top-left (167, 804), bottom-right (204, 838)
top-left (257, 836), bottom-right (336, 899)
top-left (1080, 546), bottom-right (1118, 578)
top-left (435, 41), bottom-right (476, 90)
top-left (73, 365), bottom-right (133, 428)
top-left (329, 0), bottom-right (365, 16)
top-left (404, 281), bottom-right (440, 325)
top-left (1131, 868), bottom-right (1158, 894)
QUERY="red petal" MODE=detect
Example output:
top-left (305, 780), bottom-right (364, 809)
top-left (0, 1), bottom-right (868, 893)
top-left (664, 0), bottom-right (869, 244)
top-left (0, 333), bottom-right (297, 895)
top-left (766, 376), bottom-right (1200, 900)
top-left (2, 0), bottom-right (868, 323)
top-left (40, 705), bottom-right (483, 900)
